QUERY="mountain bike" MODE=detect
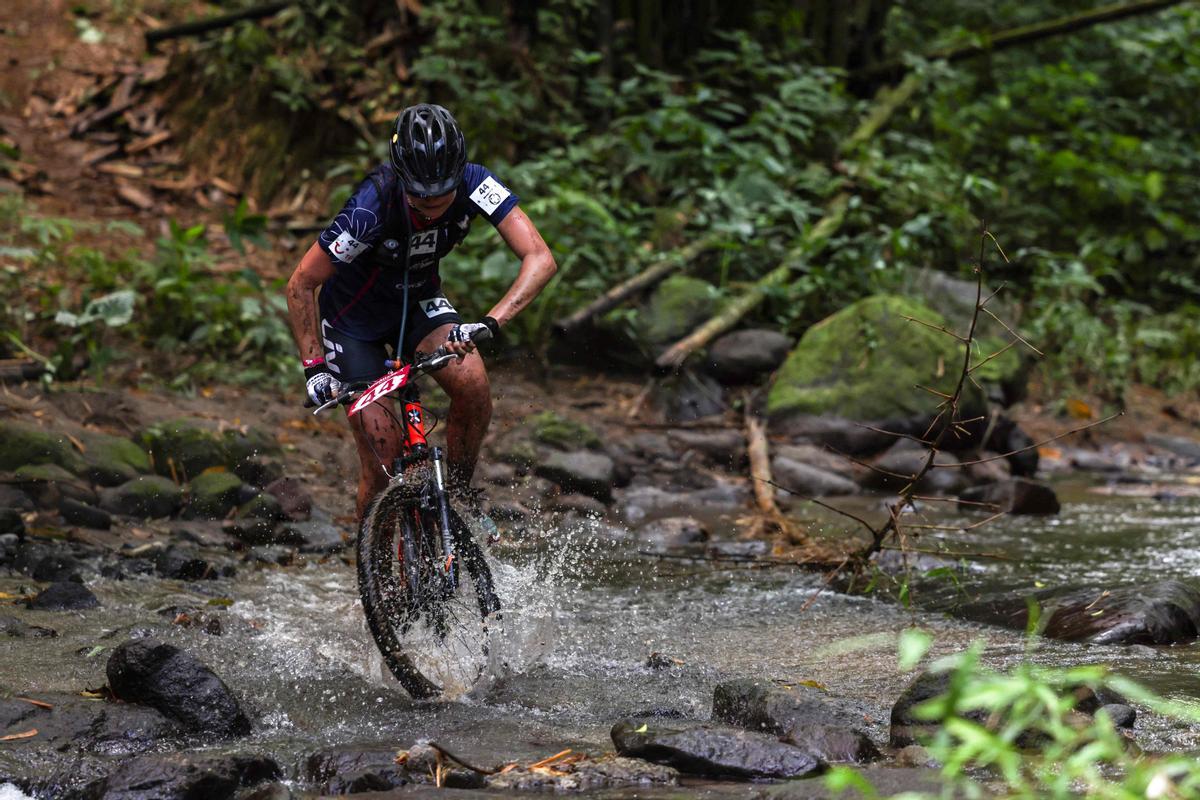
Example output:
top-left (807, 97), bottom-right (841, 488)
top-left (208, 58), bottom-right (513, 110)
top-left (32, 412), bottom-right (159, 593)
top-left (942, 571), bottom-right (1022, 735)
top-left (310, 330), bottom-right (501, 699)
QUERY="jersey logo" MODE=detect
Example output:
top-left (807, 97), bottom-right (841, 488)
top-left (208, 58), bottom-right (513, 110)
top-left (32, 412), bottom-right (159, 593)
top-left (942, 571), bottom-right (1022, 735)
top-left (409, 230), bottom-right (438, 256)
top-left (420, 296), bottom-right (457, 318)
top-left (329, 231), bottom-right (367, 263)
top-left (470, 176), bottom-right (511, 216)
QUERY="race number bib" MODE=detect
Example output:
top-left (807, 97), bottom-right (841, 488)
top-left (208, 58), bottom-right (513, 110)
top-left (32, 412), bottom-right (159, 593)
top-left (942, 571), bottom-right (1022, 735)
top-left (470, 176), bottom-right (511, 216)
top-left (420, 296), bottom-right (457, 318)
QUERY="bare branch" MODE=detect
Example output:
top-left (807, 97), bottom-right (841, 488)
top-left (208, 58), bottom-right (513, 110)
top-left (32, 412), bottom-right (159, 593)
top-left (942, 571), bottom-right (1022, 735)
top-left (902, 315), bottom-right (969, 342)
top-left (981, 306), bottom-right (1044, 356)
top-left (851, 421), bottom-right (935, 447)
top-left (979, 281), bottom-right (1008, 309)
top-left (878, 545), bottom-right (1014, 561)
top-left (983, 230), bottom-right (1012, 263)
top-left (969, 339), bottom-right (1020, 374)
top-left (947, 412), bottom-right (1124, 467)
top-left (915, 384), bottom-right (954, 399)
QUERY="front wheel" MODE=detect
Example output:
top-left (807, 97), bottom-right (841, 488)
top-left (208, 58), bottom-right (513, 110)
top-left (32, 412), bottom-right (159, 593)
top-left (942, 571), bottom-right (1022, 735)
top-left (358, 469), bottom-right (500, 699)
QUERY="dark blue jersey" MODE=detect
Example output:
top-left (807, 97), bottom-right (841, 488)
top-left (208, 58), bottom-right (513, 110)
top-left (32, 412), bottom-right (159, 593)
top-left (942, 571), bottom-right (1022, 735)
top-left (316, 162), bottom-right (519, 340)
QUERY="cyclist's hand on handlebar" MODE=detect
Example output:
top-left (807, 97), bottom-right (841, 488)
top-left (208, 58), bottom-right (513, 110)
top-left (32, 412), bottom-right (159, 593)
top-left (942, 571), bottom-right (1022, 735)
top-left (304, 361), bottom-right (341, 406)
top-left (445, 317), bottom-right (499, 358)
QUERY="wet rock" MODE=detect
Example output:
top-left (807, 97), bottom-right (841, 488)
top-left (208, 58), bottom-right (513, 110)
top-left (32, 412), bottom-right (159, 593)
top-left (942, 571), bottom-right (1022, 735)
top-left (28, 580), bottom-right (99, 610)
top-left (237, 492), bottom-right (284, 522)
top-left (771, 456), bottom-right (859, 497)
top-left (666, 428), bottom-right (747, 470)
top-left (1100, 703), bottom-right (1137, 729)
top-left (779, 414), bottom-right (925, 455)
top-left (707, 540), bottom-right (769, 559)
top-left (234, 783), bottom-right (296, 800)
top-left (494, 436), bottom-right (540, 473)
top-left (82, 752), bottom-right (279, 800)
top-left (106, 637), bottom-right (251, 738)
top-left (530, 410), bottom-right (601, 450)
top-left (958, 477), bottom-right (1060, 515)
top-left (102, 557), bottom-right (156, 580)
top-left (303, 745), bottom-right (407, 794)
top-left (79, 430), bottom-right (152, 487)
top-left (954, 580), bottom-right (1200, 645)
top-left (773, 443), bottom-right (858, 478)
top-left (0, 614), bottom-right (57, 637)
top-left (0, 693), bottom-right (180, 754)
top-left (233, 455), bottom-right (286, 488)
top-left (487, 756), bottom-right (679, 792)
top-left (653, 370), bottom-right (725, 422)
top-left (536, 450), bottom-right (615, 503)
top-left (627, 432), bottom-right (673, 462)
top-left (138, 419), bottom-right (230, 479)
top-left (154, 547), bottom-right (214, 580)
top-left (0, 484), bottom-right (35, 512)
top-left (611, 719), bottom-right (825, 779)
top-left (0, 508), bottom-right (25, 538)
top-left (31, 552), bottom-right (84, 582)
top-left (59, 498), bottom-right (113, 530)
top-left (0, 420), bottom-right (86, 474)
top-left (263, 477), bottom-right (312, 521)
top-left (891, 670), bottom-right (984, 747)
top-left (99, 476), bottom-right (183, 519)
top-left (478, 461), bottom-right (517, 486)
top-left (712, 679), bottom-right (879, 763)
top-left (1146, 433), bottom-right (1200, 463)
top-left (619, 482), bottom-right (748, 525)
top-left (14, 462), bottom-right (99, 507)
top-left (273, 519), bottom-right (348, 553)
top-left (964, 451), bottom-right (1012, 485)
top-left (547, 493), bottom-right (608, 517)
top-left (185, 471), bottom-right (245, 519)
top-left (705, 328), bottom-right (792, 385)
top-left (1068, 448), bottom-right (1127, 473)
top-left (638, 516), bottom-right (709, 549)
top-left (862, 443), bottom-right (965, 494)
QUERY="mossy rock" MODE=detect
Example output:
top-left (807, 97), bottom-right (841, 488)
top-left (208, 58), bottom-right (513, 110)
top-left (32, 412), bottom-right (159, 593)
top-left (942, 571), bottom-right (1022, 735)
top-left (639, 276), bottom-right (723, 346)
top-left (80, 431), bottom-right (152, 487)
top-left (99, 476), bottom-right (184, 519)
top-left (223, 427), bottom-right (282, 470)
top-left (494, 438), bottom-right (540, 472)
top-left (185, 471), bottom-right (246, 520)
top-left (237, 492), bottom-right (283, 522)
top-left (530, 411), bottom-right (601, 450)
top-left (138, 419), bottom-right (230, 480)
top-left (767, 294), bottom-right (987, 422)
top-left (0, 421), bottom-right (85, 475)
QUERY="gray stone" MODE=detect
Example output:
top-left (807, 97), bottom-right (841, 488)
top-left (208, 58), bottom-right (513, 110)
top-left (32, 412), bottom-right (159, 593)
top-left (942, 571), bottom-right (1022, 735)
top-left (774, 443), bottom-right (859, 478)
top-left (84, 752), bottom-right (279, 800)
top-left (0, 693), bottom-right (180, 754)
top-left (155, 547), bottom-right (215, 580)
top-left (862, 443), bottom-right (965, 494)
top-left (547, 493), bottom-right (608, 517)
top-left (486, 756), bottom-right (679, 792)
top-left (303, 745), bottom-right (408, 795)
top-left (100, 476), bottom-right (183, 519)
top-left (0, 420), bottom-right (85, 474)
top-left (106, 637), bottom-right (251, 738)
top-left (706, 328), bottom-right (792, 384)
top-left (238, 492), bottom-right (284, 521)
top-left (536, 450), bottom-right (616, 502)
top-left (263, 477), bottom-right (312, 521)
top-left (775, 414), bottom-right (903, 456)
top-left (275, 520), bottom-right (348, 553)
top-left (28, 580), bottom-right (99, 610)
top-left (1100, 703), bottom-right (1136, 729)
top-left (667, 428), bottom-right (747, 469)
top-left (1145, 433), bottom-right (1200, 462)
top-left (653, 370), bottom-right (726, 422)
top-left (638, 517), bottom-right (709, 548)
top-left (0, 484), bottom-right (35, 511)
top-left (58, 497), bottom-right (112, 529)
top-left (958, 478), bottom-right (1060, 515)
top-left (0, 614), bottom-right (57, 637)
top-left (611, 719), bottom-right (825, 780)
top-left (771, 457), bottom-right (859, 497)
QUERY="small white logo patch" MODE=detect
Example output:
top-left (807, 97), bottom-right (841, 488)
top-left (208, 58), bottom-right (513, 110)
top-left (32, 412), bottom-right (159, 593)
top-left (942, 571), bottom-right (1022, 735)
top-left (420, 296), bottom-right (457, 318)
top-left (329, 231), bottom-right (367, 262)
top-left (409, 230), bottom-right (437, 256)
top-left (470, 176), bottom-right (511, 216)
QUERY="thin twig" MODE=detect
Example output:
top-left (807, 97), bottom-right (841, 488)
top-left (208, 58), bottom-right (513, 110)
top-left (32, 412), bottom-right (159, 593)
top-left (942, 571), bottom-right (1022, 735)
top-left (902, 315), bottom-right (969, 342)
top-left (944, 412), bottom-right (1123, 467)
top-left (878, 544), bottom-right (1013, 561)
top-left (981, 306), bottom-right (1043, 356)
top-left (969, 338), bottom-right (1020, 374)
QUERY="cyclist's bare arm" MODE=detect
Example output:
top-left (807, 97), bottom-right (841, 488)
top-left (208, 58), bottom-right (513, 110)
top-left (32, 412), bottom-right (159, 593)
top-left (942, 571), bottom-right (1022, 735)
top-left (285, 242), bottom-right (337, 362)
top-left (490, 207), bottom-right (556, 325)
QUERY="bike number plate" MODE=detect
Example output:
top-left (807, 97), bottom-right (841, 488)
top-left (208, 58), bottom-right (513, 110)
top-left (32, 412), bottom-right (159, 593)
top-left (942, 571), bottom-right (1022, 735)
top-left (348, 366), bottom-right (411, 417)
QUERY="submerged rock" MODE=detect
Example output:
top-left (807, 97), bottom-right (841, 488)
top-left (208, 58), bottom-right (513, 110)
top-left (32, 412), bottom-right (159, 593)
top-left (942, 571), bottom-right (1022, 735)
top-left (106, 637), bottom-right (251, 738)
top-left (953, 580), bottom-right (1200, 645)
top-left (28, 581), bottom-right (99, 611)
top-left (611, 720), bottom-right (825, 780)
top-left (99, 476), bottom-right (183, 519)
top-left (82, 752), bottom-right (279, 800)
top-left (958, 477), bottom-right (1060, 515)
top-left (303, 744), bottom-right (407, 795)
top-left (486, 755), bottom-right (679, 792)
top-left (0, 693), bottom-right (180, 754)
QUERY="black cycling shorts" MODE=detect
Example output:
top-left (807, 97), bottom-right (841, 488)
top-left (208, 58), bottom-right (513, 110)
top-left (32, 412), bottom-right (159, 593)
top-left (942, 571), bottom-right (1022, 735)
top-left (320, 293), bottom-right (463, 385)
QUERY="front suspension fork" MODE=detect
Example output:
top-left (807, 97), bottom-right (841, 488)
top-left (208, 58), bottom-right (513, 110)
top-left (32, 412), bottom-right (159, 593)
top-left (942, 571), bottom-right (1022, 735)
top-left (430, 446), bottom-right (458, 593)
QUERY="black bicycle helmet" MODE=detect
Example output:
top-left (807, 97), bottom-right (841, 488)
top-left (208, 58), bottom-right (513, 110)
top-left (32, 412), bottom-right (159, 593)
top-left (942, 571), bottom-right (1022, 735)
top-left (389, 104), bottom-right (467, 197)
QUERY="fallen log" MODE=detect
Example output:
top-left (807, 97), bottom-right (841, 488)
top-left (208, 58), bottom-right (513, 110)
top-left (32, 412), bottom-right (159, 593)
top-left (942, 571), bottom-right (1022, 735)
top-left (553, 232), bottom-right (722, 333)
top-left (743, 404), bottom-right (806, 545)
top-left (145, 1), bottom-right (293, 49)
top-left (653, 74), bottom-right (922, 371)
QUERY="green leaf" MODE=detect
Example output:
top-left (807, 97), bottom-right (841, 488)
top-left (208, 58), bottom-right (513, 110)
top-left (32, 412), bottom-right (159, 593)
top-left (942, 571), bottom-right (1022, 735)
top-left (1144, 171), bottom-right (1164, 201)
top-left (898, 628), bottom-right (932, 671)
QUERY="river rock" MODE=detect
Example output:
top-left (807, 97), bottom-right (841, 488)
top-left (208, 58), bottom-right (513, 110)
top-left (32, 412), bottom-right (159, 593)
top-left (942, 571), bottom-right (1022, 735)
top-left (487, 756), bottom-right (679, 792)
top-left (653, 370), bottom-right (726, 422)
top-left (0, 693), bottom-right (180, 754)
top-left (861, 443), bottom-right (965, 494)
top-left (641, 275), bottom-right (722, 347)
top-left (0, 614), bottom-right (56, 638)
top-left (0, 484), bottom-right (34, 512)
top-left (705, 329), bottom-right (792, 385)
top-left (79, 430), bottom-right (152, 487)
top-left (536, 450), bottom-right (615, 503)
top-left (768, 295), bottom-right (987, 424)
top-left (890, 670), bottom-right (986, 747)
top-left (611, 720), bottom-right (824, 780)
top-left (771, 457), bottom-right (859, 497)
top-left (59, 497), bottom-right (113, 529)
top-left (31, 551), bottom-right (84, 582)
top-left (237, 492), bottom-right (284, 522)
top-left (264, 477), bottom-right (312, 521)
top-left (273, 519), bottom-right (347, 553)
top-left (185, 471), bottom-right (246, 519)
top-left (712, 679), bottom-right (879, 763)
top-left (14, 462), bottom-right (99, 508)
top-left (953, 580), bottom-right (1200, 645)
top-left (775, 414), bottom-right (910, 456)
top-left (619, 482), bottom-right (748, 525)
top-left (0, 419), bottom-right (86, 474)
top-left (0, 508), bottom-right (25, 538)
top-left (28, 580), bottom-right (99, 610)
top-left (154, 547), bottom-right (214, 580)
top-left (964, 451), bottom-right (1012, 485)
top-left (958, 477), bottom-right (1060, 515)
top-left (1100, 703), bottom-right (1137, 729)
top-left (303, 745), bottom-right (408, 794)
top-left (106, 637), bottom-right (251, 738)
top-left (232, 455), bottom-right (286, 488)
top-left (547, 492), bottom-right (608, 517)
top-left (638, 517), bottom-right (709, 549)
top-left (1145, 433), bottom-right (1200, 463)
top-left (83, 752), bottom-right (280, 800)
top-left (987, 416), bottom-right (1039, 476)
top-left (773, 443), bottom-right (858, 478)
top-left (100, 476), bottom-right (183, 519)
top-left (1068, 448), bottom-right (1127, 473)
top-left (138, 419), bottom-right (230, 479)
top-left (530, 410), bottom-right (602, 450)
top-left (667, 428), bottom-right (747, 469)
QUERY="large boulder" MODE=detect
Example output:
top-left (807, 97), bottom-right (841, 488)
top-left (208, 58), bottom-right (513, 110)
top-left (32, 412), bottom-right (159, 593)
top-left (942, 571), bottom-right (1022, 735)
top-left (536, 450), bottom-right (616, 503)
top-left (185, 471), bottom-right (247, 519)
top-left (712, 679), bottom-right (879, 763)
top-left (106, 638), bottom-right (251, 738)
top-left (954, 580), bottom-right (1200, 645)
top-left (0, 420), bottom-right (85, 474)
top-left (611, 720), bottom-right (825, 780)
top-left (767, 295), bottom-right (987, 423)
top-left (958, 478), bottom-right (1060, 515)
top-left (82, 752), bottom-right (279, 800)
top-left (79, 430), bottom-right (152, 487)
top-left (705, 329), bottom-right (792, 385)
top-left (100, 476), bottom-right (183, 519)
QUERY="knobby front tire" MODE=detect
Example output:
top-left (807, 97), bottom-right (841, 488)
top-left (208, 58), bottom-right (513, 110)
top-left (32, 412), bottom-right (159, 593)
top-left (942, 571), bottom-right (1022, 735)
top-left (358, 469), bottom-right (499, 699)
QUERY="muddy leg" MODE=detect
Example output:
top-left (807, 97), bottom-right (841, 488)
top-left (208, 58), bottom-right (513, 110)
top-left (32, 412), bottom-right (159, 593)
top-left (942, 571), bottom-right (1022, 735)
top-left (416, 323), bottom-right (493, 489)
top-left (348, 400), bottom-right (407, 522)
